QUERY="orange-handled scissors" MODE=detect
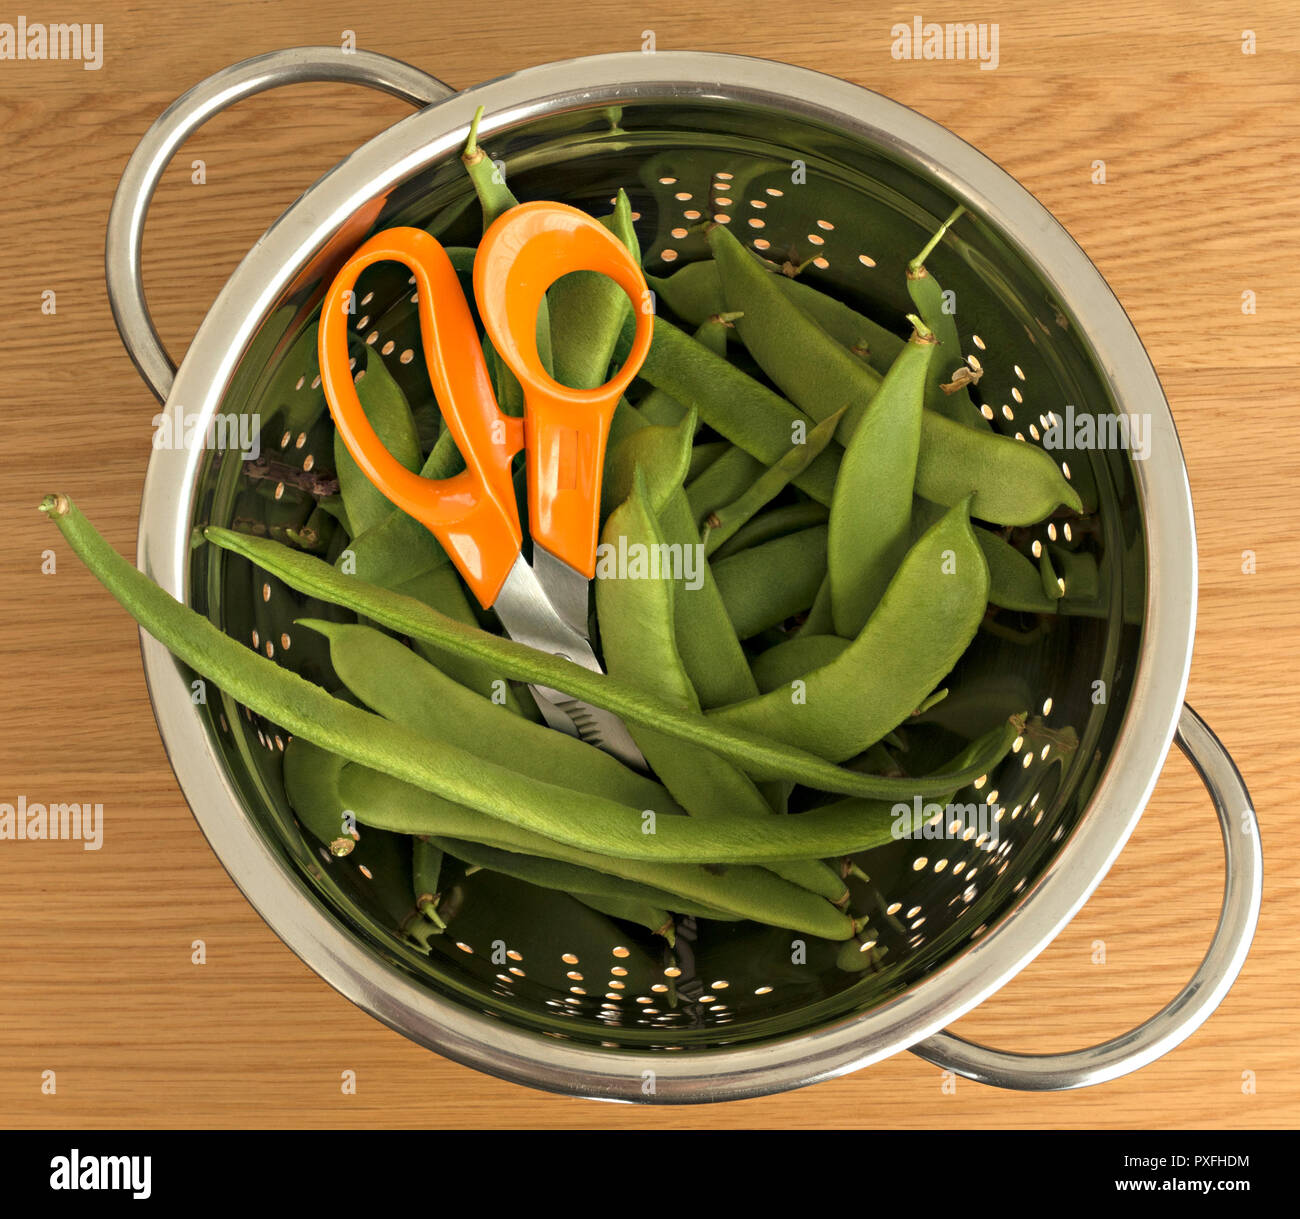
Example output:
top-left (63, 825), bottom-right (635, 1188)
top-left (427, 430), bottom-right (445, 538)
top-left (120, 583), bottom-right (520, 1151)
top-left (319, 201), bottom-right (653, 767)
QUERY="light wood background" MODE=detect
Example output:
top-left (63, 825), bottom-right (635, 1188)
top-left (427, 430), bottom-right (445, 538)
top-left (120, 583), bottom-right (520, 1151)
top-left (2, 0), bottom-right (1297, 1129)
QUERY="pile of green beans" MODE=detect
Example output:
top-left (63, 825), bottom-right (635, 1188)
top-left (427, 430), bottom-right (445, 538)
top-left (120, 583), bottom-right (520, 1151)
top-left (45, 157), bottom-right (1095, 960)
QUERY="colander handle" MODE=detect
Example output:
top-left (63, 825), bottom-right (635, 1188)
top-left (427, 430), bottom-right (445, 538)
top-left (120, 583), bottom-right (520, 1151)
top-left (106, 46), bottom-right (453, 402)
top-left (912, 703), bottom-right (1261, 1091)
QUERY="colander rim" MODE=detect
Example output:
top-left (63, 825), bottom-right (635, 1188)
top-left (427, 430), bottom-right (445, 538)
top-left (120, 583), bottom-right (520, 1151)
top-left (134, 48), bottom-right (1196, 1103)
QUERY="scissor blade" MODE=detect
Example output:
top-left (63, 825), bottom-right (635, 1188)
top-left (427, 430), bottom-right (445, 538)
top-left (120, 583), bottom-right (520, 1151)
top-left (530, 543), bottom-right (592, 641)
top-left (493, 555), bottom-right (649, 772)
top-left (524, 685), bottom-right (589, 742)
top-left (528, 685), bottom-right (650, 772)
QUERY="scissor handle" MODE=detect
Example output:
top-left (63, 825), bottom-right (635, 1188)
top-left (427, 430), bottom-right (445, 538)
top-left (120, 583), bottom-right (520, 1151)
top-left (475, 201), bottom-right (653, 580)
top-left (319, 228), bottom-right (525, 607)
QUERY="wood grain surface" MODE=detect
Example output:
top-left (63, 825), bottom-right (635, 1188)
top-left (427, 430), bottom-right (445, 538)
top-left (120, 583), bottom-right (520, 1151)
top-left (2, 0), bottom-right (1297, 1129)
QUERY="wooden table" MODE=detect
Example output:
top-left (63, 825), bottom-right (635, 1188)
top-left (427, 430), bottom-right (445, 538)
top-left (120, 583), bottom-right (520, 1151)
top-left (2, 0), bottom-right (1296, 1129)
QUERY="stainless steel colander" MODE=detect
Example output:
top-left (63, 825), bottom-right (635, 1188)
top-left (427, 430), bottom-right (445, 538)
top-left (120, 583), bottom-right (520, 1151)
top-left (105, 46), bottom-right (1260, 1103)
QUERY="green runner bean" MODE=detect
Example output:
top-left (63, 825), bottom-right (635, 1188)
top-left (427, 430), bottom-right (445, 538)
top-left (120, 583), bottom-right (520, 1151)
top-left (411, 837), bottom-right (446, 930)
top-left (283, 736), bottom-right (352, 853)
top-left (916, 410), bottom-right (1083, 524)
top-left (912, 496), bottom-right (1060, 613)
top-left (905, 205), bottom-right (989, 431)
top-left (631, 317), bottom-right (839, 504)
top-left (429, 836), bottom-right (734, 929)
top-left (647, 259), bottom-right (906, 372)
top-left (687, 439), bottom-right (729, 482)
top-left (798, 574), bottom-right (836, 637)
top-left (750, 634), bottom-right (852, 694)
top-left (828, 321), bottom-right (936, 636)
top-left (597, 474), bottom-right (845, 902)
top-left (710, 221), bottom-right (885, 431)
top-left (460, 105), bottom-right (553, 373)
top-left (302, 618), bottom-right (685, 815)
top-left (332, 348), bottom-right (423, 538)
top-left (709, 501), bottom-right (829, 562)
top-left (203, 516), bottom-right (1013, 799)
top-left (686, 445), bottom-right (766, 522)
top-left (637, 313), bottom-right (733, 427)
top-left (709, 499), bottom-right (989, 761)
top-left (45, 495), bottom-right (1012, 898)
top-left (686, 225), bottom-right (1082, 524)
top-left (712, 525), bottom-right (829, 639)
top-left (569, 893), bottom-right (675, 939)
top-left (337, 766), bottom-right (854, 938)
top-left (618, 314), bottom-right (1078, 524)
top-left (603, 413), bottom-right (758, 710)
top-left (548, 189), bottom-right (640, 390)
top-left (704, 410), bottom-right (842, 556)
top-left (334, 717), bottom-right (1017, 866)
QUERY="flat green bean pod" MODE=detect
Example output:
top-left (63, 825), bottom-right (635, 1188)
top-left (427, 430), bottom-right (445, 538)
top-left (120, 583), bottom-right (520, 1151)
top-left (338, 767), bottom-right (855, 939)
top-left (602, 408), bottom-right (697, 524)
top-left (46, 494), bottom-right (1007, 913)
top-left (202, 517), bottom-right (1011, 799)
top-left (461, 104), bottom-right (519, 230)
top-left (709, 501), bottom-right (830, 563)
top-left (694, 225), bottom-right (1082, 524)
top-left (828, 323), bottom-right (935, 636)
top-left (334, 719), bottom-right (1016, 868)
top-left (632, 317), bottom-right (839, 504)
top-left (606, 395), bottom-right (649, 449)
top-left (709, 499), bottom-right (989, 761)
top-left (913, 497), bottom-right (1060, 613)
top-left (704, 410), bottom-right (842, 556)
top-left (548, 190), bottom-right (640, 391)
top-left (917, 411), bottom-right (1083, 525)
top-left (619, 314), bottom-right (1079, 525)
top-left (283, 736), bottom-right (352, 853)
top-left (751, 634), bottom-right (851, 694)
top-left (980, 530), bottom-right (1060, 613)
top-left (710, 222), bottom-right (885, 432)
top-left (597, 473), bottom-right (844, 902)
top-left (460, 105), bottom-right (553, 372)
top-left (647, 259), bottom-right (905, 372)
top-left (637, 313), bottom-right (732, 427)
top-left (430, 836), bottom-right (743, 930)
top-left (798, 574), bottom-right (836, 637)
top-left (1040, 546), bottom-right (1063, 603)
top-left (567, 892), bottom-right (676, 939)
top-left (332, 348), bottom-right (423, 538)
top-left (905, 206), bottom-right (989, 431)
top-left (1054, 544), bottom-right (1101, 605)
top-left (603, 413), bottom-right (757, 709)
top-left (411, 837), bottom-right (446, 931)
top-left (338, 430), bottom-right (526, 709)
top-left (429, 837), bottom-right (680, 929)
top-left (686, 445), bottom-right (765, 522)
top-left (301, 618), bottom-right (686, 816)
top-left (687, 439), bottom-right (730, 481)
top-left (712, 525), bottom-right (828, 639)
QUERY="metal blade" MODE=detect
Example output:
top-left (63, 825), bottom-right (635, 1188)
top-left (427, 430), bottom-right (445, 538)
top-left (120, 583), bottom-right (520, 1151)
top-left (493, 555), bottom-right (649, 772)
top-left (528, 686), bottom-right (650, 773)
top-left (530, 543), bottom-right (592, 641)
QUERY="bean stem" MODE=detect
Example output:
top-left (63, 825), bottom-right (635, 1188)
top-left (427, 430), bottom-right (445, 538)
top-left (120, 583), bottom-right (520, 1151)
top-left (908, 204), bottom-right (967, 274)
